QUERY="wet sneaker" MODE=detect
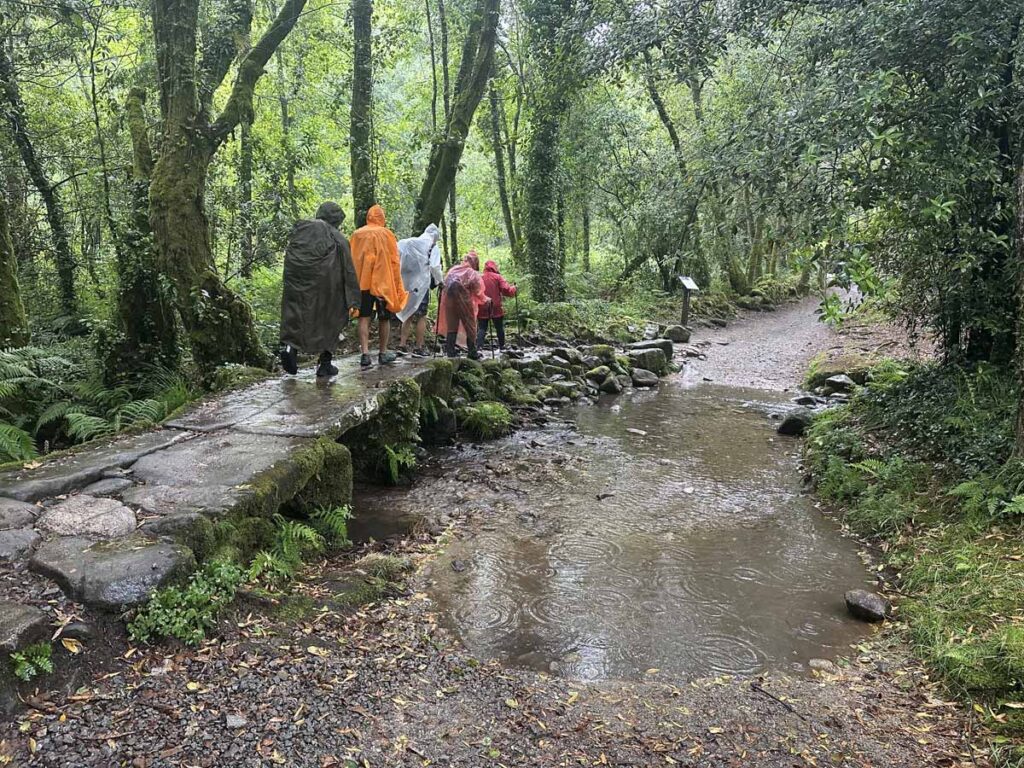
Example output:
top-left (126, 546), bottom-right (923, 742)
top-left (467, 350), bottom-right (482, 361)
top-left (412, 347), bottom-right (429, 358)
top-left (378, 351), bottom-right (397, 365)
top-left (280, 345), bottom-right (298, 375)
top-left (360, 353), bottom-right (373, 369)
top-left (316, 360), bottom-right (338, 378)
top-left (396, 345), bottom-right (410, 356)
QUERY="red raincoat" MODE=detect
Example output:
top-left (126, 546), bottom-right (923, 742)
top-left (437, 255), bottom-right (487, 342)
top-left (478, 260), bottom-right (517, 319)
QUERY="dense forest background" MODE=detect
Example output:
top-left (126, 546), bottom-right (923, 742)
top-left (0, 0), bottom-right (1021, 462)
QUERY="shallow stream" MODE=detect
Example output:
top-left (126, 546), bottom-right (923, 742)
top-left (354, 378), bottom-right (872, 682)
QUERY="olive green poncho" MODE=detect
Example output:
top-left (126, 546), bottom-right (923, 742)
top-left (279, 202), bottom-right (360, 354)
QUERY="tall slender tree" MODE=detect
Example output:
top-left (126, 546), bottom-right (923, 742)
top-left (0, 192), bottom-right (28, 348)
top-left (351, 0), bottom-right (375, 228)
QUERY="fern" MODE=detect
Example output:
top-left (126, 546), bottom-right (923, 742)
top-left (310, 505), bottom-right (352, 547)
top-left (0, 423), bottom-right (37, 462)
top-left (384, 445), bottom-right (416, 484)
top-left (65, 412), bottom-right (115, 442)
top-left (247, 515), bottom-right (325, 588)
top-left (115, 398), bottom-right (168, 429)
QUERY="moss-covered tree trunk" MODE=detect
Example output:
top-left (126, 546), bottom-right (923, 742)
top-left (0, 43), bottom-right (77, 317)
top-left (104, 88), bottom-right (179, 381)
top-left (488, 78), bottom-right (520, 260)
top-left (412, 0), bottom-right (500, 235)
top-left (581, 201), bottom-right (590, 272)
top-left (523, 101), bottom-right (567, 301)
top-left (149, 0), bottom-right (307, 374)
top-left (0, 192), bottom-right (28, 347)
top-left (1014, 158), bottom-right (1024, 454)
top-left (351, 0), bottom-right (375, 228)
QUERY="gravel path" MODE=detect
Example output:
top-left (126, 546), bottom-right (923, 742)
top-left (0, 300), bottom-right (980, 767)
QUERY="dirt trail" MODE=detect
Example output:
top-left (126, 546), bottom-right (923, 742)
top-left (0, 301), bottom-right (979, 767)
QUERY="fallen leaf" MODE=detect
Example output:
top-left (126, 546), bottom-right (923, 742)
top-left (61, 638), bottom-right (82, 655)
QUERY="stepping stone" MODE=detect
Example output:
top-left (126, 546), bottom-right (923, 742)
top-left (631, 368), bottom-right (659, 388)
top-left (627, 348), bottom-right (667, 375)
top-left (777, 408), bottom-right (813, 437)
top-left (662, 325), bottom-right (691, 343)
top-left (30, 535), bottom-right (194, 610)
top-left (0, 498), bottom-right (37, 530)
top-left (0, 528), bottom-right (40, 561)
top-left (82, 477), bottom-right (135, 497)
top-left (845, 589), bottom-right (891, 623)
top-left (0, 601), bottom-right (48, 652)
top-left (0, 430), bottom-right (190, 502)
top-left (37, 496), bottom-right (136, 539)
top-left (627, 339), bottom-right (674, 359)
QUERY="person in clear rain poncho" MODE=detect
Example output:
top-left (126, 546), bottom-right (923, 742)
top-left (396, 223), bottom-right (442, 357)
top-left (279, 202), bottom-right (360, 378)
top-left (437, 250), bottom-right (490, 359)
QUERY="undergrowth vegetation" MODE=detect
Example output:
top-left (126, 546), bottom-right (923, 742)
top-left (806, 360), bottom-right (1024, 752)
top-left (129, 506), bottom-right (353, 646)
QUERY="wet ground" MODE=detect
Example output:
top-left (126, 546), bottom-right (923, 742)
top-left (362, 383), bottom-right (872, 683)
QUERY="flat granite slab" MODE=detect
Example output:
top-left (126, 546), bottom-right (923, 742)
top-left (0, 430), bottom-right (193, 502)
top-left (167, 355), bottom-right (438, 438)
top-left (123, 431), bottom-right (310, 518)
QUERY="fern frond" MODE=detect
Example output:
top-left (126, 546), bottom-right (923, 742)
top-left (0, 422), bottom-right (38, 462)
top-left (311, 505), bottom-right (352, 546)
top-left (65, 413), bottom-right (115, 442)
top-left (115, 398), bottom-right (168, 430)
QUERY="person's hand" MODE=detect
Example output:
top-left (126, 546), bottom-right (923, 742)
top-left (349, 307), bottom-right (359, 319)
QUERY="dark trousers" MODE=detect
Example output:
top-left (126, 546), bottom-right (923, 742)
top-left (476, 316), bottom-right (506, 349)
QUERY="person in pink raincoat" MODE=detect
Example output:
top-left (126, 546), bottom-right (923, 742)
top-left (436, 251), bottom-right (489, 359)
top-left (476, 259), bottom-right (517, 352)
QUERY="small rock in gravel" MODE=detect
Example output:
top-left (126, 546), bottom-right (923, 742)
top-left (793, 395), bottom-right (820, 406)
top-left (845, 589), bottom-right (890, 622)
top-left (809, 658), bottom-right (836, 673)
top-left (631, 368), bottom-right (659, 388)
top-left (60, 621), bottom-right (95, 642)
top-left (225, 714), bottom-right (248, 729)
top-left (451, 559), bottom-right (467, 573)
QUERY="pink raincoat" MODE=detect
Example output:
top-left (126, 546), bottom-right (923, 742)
top-left (437, 253), bottom-right (488, 343)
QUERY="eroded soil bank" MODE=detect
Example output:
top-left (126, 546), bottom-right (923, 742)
top-left (1, 300), bottom-right (980, 767)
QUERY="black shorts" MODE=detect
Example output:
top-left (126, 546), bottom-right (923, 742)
top-left (359, 291), bottom-right (392, 320)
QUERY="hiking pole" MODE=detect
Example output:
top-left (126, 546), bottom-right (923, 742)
top-left (488, 318), bottom-right (495, 359)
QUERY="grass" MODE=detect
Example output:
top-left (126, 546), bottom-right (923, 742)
top-left (805, 359), bottom-right (1024, 757)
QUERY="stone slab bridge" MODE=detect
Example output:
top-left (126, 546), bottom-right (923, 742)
top-left (0, 355), bottom-right (453, 666)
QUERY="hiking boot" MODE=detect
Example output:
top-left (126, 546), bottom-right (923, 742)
top-left (280, 344), bottom-right (298, 375)
top-left (396, 345), bottom-right (410, 356)
top-left (360, 353), bottom-right (373, 369)
top-left (378, 351), bottom-right (398, 365)
top-left (411, 347), bottom-right (429, 358)
top-left (467, 349), bottom-right (483, 361)
top-left (315, 352), bottom-right (338, 378)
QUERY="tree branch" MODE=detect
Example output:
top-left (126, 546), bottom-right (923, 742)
top-left (208, 0), bottom-right (307, 147)
top-left (198, 0), bottom-right (254, 122)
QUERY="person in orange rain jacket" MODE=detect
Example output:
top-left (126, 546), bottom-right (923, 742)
top-left (349, 204), bottom-right (408, 369)
top-left (476, 259), bottom-right (517, 352)
top-left (437, 251), bottom-right (488, 360)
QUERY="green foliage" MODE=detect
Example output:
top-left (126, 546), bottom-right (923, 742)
top-left (10, 642), bottom-right (53, 682)
top-left (127, 560), bottom-right (245, 646)
top-left (247, 514), bottom-right (325, 588)
top-left (341, 380), bottom-right (421, 484)
top-left (457, 401), bottom-right (512, 440)
top-left (309, 505), bottom-right (352, 548)
top-left (808, 358), bottom-right (1024, 737)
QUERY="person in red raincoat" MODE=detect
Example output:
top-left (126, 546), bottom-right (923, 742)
top-left (476, 259), bottom-right (517, 352)
top-left (437, 251), bottom-right (489, 359)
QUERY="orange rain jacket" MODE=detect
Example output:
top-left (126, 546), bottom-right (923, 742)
top-left (349, 205), bottom-right (408, 314)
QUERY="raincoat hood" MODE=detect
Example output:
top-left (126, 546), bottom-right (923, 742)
top-left (315, 201), bottom-right (345, 228)
top-left (396, 223), bottom-right (443, 322)
top-left (366, 205), bottom-right (386, 227)
top-left (484, 260), bottom-right (499, 273)
top-left (465, 251), bottom-right (480, 270)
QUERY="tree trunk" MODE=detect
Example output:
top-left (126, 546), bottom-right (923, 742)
top-left (412, 0), bottom-right (500, 235)
top-left (489, 78), bottom-right (519, 259)
top-left (581, 201), bottom-right (590, 272)
top-left (239, 117), bottom-right (255, 277)
top-left (0, 192), bottom-right (28, 347)
top-left (150, 0), bottom-right (306, 374)
top-left (1014, 158), bottom-right (1024, 454)
top-left (351, 0), bottom-right (375, 227)
top-left (104, 87), bottom-right (180, 382)
top-left (0, 42), bottom-right (77, 317)
top-left (268, 0), bottom-right (299, 221)
top-left (524, 101), bottom-right (566, 301)
top-left (556, 182), bottom-right (566, 271)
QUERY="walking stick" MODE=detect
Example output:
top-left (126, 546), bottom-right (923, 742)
top-left (488, 318), bottom-right (495, 359)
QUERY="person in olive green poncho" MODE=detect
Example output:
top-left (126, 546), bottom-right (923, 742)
top-left (279, 202), bottom-right (360, 378)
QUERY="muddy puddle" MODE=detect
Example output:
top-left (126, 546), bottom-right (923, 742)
top-left (354, 379), bottom-right (872, 682)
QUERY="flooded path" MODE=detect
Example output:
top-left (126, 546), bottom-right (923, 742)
top-left (357, 297), bottom-right (874, 683)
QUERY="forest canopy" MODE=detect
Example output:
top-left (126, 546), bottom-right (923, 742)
top-left (1, 0), bottom-right (1023, 461)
